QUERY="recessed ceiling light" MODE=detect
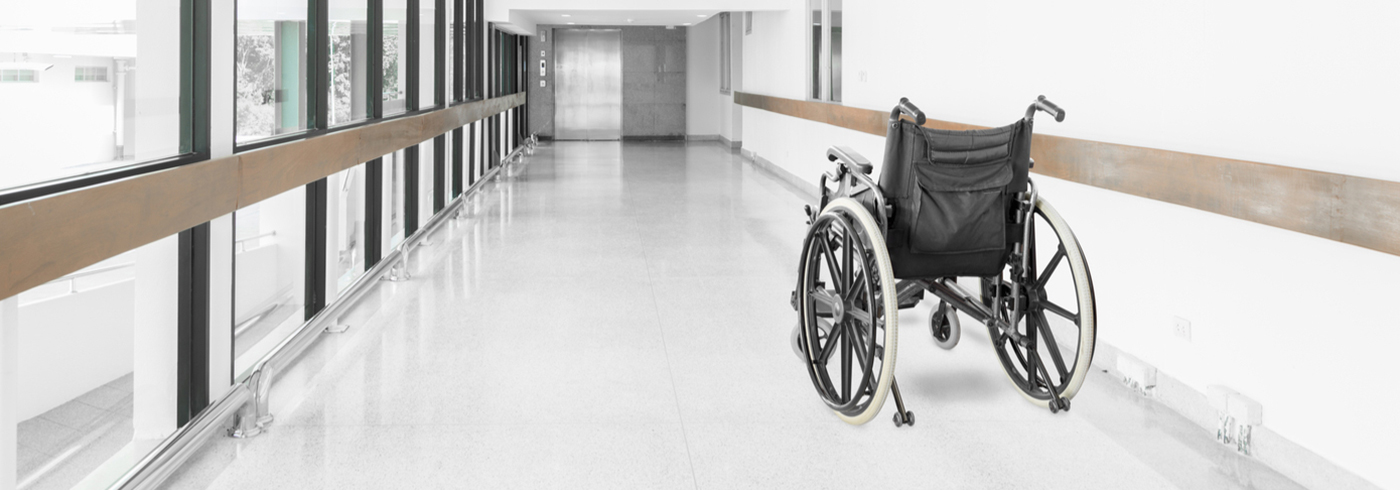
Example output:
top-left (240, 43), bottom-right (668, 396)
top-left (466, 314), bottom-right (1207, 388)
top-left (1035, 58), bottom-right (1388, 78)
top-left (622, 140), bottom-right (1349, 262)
top-left (683, 23), bottom-right (692, 26)
top-left (561, 14), bottom-right (570, 17)
top-left (697, 14), bottom-right (707, 18)
top-left (566, 22), bottom-right (575, 24)
top-left (626, 19), bottom-right (634, 22)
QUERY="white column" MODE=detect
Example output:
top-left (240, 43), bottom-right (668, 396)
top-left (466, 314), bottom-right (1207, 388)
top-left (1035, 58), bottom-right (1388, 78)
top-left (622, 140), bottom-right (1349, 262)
top-left (0, 296), bottom-right (18, 490)
top-left (210, 0), bottom-right (235, 159)
top-left (132, 236), bottom-right (179, 441)
top-left (207, 215), bottom-right (234, 399)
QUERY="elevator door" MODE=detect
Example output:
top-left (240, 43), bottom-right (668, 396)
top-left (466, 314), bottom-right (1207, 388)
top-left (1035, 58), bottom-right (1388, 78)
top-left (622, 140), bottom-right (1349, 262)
top-left (554, 29), bottom-right (622, 140)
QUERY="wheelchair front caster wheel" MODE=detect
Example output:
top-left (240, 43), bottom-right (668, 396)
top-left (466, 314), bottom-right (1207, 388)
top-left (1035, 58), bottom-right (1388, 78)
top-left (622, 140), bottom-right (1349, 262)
top-left (893, 411), bottom-right (915, 427)
top-left (929, 302), bottom-right (960, 350)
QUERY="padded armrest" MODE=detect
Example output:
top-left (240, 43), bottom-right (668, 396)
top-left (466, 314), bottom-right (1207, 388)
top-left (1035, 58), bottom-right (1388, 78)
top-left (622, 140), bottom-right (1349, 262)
top-left (827, 146), bottom-right (873, 174)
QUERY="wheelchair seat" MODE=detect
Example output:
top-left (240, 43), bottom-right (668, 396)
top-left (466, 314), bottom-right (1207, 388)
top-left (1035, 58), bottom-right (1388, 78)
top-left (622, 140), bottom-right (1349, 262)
top-left (877, 118), bottom-right (1034, 279)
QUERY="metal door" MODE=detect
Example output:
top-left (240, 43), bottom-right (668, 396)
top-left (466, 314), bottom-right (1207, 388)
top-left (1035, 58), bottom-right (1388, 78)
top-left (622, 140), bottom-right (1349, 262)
top-left (554, 29), bottom-right (622, 140)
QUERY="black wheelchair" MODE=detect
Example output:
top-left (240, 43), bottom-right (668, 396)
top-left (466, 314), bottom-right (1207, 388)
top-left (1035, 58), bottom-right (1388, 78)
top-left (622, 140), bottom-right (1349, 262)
top-left (790, 97), bottom-right (1096, 426)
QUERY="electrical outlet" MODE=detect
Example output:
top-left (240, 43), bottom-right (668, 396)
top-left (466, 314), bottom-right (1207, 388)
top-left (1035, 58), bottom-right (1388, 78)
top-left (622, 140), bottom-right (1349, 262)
top-left (858, 70), bottom-right (868, 82)
top-left (1172, 316), bottom-right (1192, 342)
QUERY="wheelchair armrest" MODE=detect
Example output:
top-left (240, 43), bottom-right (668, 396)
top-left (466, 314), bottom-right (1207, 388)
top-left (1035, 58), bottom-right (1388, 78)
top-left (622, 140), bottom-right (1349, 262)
top-left (827, 146), bottom-right (873, 175)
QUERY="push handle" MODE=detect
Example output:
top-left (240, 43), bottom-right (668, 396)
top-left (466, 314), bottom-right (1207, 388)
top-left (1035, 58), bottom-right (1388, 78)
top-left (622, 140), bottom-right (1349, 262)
top-left (1032, 95), bottom-right (1065, 122)
top-left (896, 97), bottom-right (927, 125)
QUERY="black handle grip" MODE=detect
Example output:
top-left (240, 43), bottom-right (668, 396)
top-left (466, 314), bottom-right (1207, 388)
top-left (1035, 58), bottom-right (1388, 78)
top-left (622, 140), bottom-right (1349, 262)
top-left (898, 97), bottom-right (926, 125)
top-left (1034, 95), bottom-right (1065, 122)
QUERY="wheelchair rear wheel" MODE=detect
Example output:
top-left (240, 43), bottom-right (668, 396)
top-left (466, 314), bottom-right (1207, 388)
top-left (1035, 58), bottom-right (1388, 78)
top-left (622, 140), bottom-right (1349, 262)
top-left (984, 196), bottom-right (1096, 409)
top-left (797, 198), bottom-right (899, 425)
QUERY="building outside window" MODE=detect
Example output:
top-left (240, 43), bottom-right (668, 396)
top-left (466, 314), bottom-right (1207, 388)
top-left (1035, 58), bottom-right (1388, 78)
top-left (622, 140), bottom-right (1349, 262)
top-left (235, 0), bottom-right (309, 143)
top-left (328, 0), bottom-right (369, 126)
top-left (0, 0), bottom-right (180, 191)
top-left (383, 0), bottom-right (409, 115)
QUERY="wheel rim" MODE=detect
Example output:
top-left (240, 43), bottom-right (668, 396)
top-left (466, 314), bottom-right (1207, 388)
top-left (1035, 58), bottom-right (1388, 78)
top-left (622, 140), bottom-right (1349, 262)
top-left (799, 210), bottom-right (886, 417)
top-left (985, 199), bottom-right (1096, 403)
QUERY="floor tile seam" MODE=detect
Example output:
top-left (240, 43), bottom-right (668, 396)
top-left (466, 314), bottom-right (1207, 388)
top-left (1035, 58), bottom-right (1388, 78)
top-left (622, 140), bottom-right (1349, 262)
top-left (641, 260), bottom-right (702, 490)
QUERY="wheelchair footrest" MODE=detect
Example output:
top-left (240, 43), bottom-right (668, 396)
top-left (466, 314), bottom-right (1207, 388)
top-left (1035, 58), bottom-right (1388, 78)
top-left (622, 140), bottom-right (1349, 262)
top-left (895, 280), bottom-right (925, 309)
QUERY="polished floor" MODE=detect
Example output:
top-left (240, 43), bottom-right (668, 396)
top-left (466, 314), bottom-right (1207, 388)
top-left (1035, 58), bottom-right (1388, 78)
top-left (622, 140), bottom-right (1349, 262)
top-left (166, 141), bottom-right (1304, 489)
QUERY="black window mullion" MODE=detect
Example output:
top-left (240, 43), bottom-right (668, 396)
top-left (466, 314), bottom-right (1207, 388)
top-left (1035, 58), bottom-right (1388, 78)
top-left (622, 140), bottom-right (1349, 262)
top-left (452, 0), bottom-right (463, 102)
top-left (406, 0), bottom-right (419, 111)
top-left (177, 222), bottom-right (211, 427)
top-left (452, 128), bottom-right (463, 197)
top-left (433, 135), bottom-right (445, 211)
top-left (180, 0), bottom-right (210, 158)
top-left (310, 0), bottom-right (330, 129)
top-left (434, 0), bottom-right (445, 106)
top-left (468, 122), bottom-right (476, 186)
top-left (305, 178), bottom-right (329, 320)
top-left (366, 158), bottom-right (383, 266)
top-left (369, 0), bottom-right (384, 119)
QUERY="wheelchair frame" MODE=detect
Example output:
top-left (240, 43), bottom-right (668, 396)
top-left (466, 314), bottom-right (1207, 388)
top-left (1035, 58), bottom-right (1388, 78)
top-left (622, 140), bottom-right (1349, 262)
top-left (794, 96), bottom-right (1095, 427)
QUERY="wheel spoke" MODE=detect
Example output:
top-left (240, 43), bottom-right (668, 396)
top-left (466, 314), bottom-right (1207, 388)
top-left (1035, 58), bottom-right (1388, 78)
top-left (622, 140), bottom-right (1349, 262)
top-left (1042, 300), bottom-right (1080, 325)
top-left (817, 321), bottom-right (846, 364)
top-left (818, 236), bottom-right (844, 295)
top-left (842, 229), bottom-right (854, 296)
top-left (847, 306), bottom-right (872, 325)
top-left (1036, 247), bottom-right (1065, 289)
top-left (844, 273), bottom-right (867, 303)
top-left (1033, 309), bottom-right (1070, 381)
top-left (841, 322), bottom-right (852, 402)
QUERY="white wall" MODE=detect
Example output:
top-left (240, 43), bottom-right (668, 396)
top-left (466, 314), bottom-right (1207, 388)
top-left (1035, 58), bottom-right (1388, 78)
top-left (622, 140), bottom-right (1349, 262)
top-left (17, 282), bottom-right (136, 421)
top-left (739, 1), bottom-right (1400, 488)
top-left (686, 17), bottom-right (721, 137)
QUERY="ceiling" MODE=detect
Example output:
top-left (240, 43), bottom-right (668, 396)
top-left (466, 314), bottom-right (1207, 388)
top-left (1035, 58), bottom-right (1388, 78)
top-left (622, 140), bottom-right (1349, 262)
top-left (515, 9), bottom-right (722, 28)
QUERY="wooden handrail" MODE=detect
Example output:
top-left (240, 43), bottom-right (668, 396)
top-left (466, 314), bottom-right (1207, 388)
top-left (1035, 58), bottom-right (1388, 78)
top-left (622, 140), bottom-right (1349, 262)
top-left (0, 92), bottom-right (526, 301)
top-left (733, 91), bottom-right (1400, 258)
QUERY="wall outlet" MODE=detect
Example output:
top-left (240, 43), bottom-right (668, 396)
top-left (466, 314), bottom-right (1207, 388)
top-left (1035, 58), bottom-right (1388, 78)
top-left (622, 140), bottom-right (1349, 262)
top-left (858, 70), bottom-right (868, 82)
top-left (1172, 316), bottom-right (1192, 342)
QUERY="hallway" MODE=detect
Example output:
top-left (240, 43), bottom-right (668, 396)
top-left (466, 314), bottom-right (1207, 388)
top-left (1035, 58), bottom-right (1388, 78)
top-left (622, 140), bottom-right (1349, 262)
top-left (165, 141), bottom-right (1300, 489)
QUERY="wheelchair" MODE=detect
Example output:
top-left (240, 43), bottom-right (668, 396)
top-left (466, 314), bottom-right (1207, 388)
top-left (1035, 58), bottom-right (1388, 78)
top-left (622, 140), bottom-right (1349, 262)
top-left (789, 97), bottom-right (1096, 426)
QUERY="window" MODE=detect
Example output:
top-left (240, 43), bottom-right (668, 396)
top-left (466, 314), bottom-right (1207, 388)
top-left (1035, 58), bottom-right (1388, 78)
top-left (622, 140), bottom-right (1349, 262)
top-left (0, 4), bottom-right (181, 192)
top-left (719, 12), bottom-right (731, 95)
top-left (236, 0), bottom-right (309, 143)
top-left (383, 0), bottom-right (408, 115)
top-left (75, 66), bottom-right (108, 82)
top-left (808, 0), bottom-right (842, 102)
top-left (328, 0), bottom-right (369, 126)
top-left (233, 187), bottom-right (306, 377)
top-left (0, 68), bottom-right (38, 82)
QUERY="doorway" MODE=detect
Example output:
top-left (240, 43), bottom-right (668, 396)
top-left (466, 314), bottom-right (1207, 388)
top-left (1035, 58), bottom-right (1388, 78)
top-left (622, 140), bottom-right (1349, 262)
top-left (553, 29), bottom-right (622, 140)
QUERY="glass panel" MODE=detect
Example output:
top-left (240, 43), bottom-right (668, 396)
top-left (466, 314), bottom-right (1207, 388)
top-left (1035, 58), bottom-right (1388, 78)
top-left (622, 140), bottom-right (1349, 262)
top-left (329, 164), bottom-right (367, 291)
top-left (444, 0), bottom-right (454, 102)
top-left (328, 0), bottom-right (369, 126)
top-left (417, 140), bottom-right (435, 225)
top-left (233, 186), bottom-right (306, 377)
top-left (383, 0), bottom-right (408, 115)
top-left (11, 236), bottom-right (177, 488)
top-left (809, 0), bottom-right (822, 100)
top-left (386, 150), bottom-right (406, 249)
top-left (236, 0), bottom-right (309, 144)
top-left (829, 0), bottom-right (842, 102)
top-left (418, 0), bottom-right (436, 108)
top-left (442, 131), bottom-right (454, 204)
top-left (0, 0), bottom-right (181, 191)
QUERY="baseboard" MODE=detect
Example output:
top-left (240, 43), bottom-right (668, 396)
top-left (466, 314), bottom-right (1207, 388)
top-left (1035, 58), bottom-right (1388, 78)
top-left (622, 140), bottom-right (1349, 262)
top-left (736, 142), bottom-right (1384, 490)
top-left (621, 135), bottom-right (685, 141)
top-left (737, 148), bottom-right (820, 203)
top-left (686, 134), bottom-right (720, 141)
top-left (719, 135), bottom-right (742, 152)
